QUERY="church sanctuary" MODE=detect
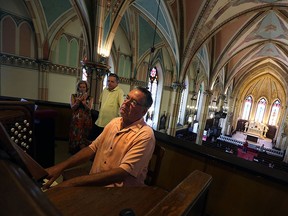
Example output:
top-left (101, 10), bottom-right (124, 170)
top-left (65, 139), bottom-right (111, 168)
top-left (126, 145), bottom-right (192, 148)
top-left (1, 0), bottom-right (288, 215)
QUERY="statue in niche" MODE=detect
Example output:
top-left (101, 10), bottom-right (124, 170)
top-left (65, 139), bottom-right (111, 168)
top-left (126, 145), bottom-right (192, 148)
top-left (159, 112), bottom-right (167, 131)
top-left (263, 125), bottom-right (269, 137)
top-left (244, 121), bottom-right (249, 132)
top-left (283, 122), bottom-right (288, 135)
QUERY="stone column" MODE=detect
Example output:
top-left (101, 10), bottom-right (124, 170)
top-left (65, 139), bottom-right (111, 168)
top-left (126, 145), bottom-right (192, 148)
top-left (283, 144), bottom-right (288, 163)
top-left (196, 90), bottom-right (212, 145)
top-left (222, 96), bottom-right (233, 135)
top-left (166, 82), bottom-right (184, 136)
top-left (217, 94), bottom-right (226, 112)
top-left (38, 60), bottom-right (50, 100)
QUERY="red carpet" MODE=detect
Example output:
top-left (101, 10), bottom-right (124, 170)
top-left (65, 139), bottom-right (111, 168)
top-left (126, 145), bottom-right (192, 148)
top-left (237, 148), bottom-right (258, 161)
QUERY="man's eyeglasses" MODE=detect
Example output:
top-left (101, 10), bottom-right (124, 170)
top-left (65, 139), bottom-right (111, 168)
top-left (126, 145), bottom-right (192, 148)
top-left (124, 95), bottom-right (145, 107)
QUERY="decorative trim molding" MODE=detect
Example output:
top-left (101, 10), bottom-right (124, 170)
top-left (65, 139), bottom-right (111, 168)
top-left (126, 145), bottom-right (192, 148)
top-left (0, 54), bottom-right (38, 69)
top-left (0, 53), bottom-right (79, 76)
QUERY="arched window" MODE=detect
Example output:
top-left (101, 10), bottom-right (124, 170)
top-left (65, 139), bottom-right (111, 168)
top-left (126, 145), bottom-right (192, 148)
top-left (177, 88), bottom-right (185, 125)
top-left (177, 77), bottom-right (188, 126)
top-left (58, 36), bottom-right (68, 65)
top-left (81, 67), bottom-right (88, 81)
top-left (242, 96), bottom-right (252, 120)
top-left (255, 98), bottom-right (267, 123)
top-left (268, 100), bottom-right (280, 126)
top-left (69, 39), bottom-right (79, 67)
top-left (146, 67), bottom-right (158, 127)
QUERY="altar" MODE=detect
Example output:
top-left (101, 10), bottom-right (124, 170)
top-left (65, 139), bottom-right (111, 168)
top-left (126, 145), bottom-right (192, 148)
top-left (246, 134), bottom-right (258, 143)
top-left (244, 121), bottom-right (268, 139)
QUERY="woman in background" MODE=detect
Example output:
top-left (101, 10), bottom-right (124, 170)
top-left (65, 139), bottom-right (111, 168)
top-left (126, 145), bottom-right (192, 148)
top-left (69, 80), bottom-right (93, 154)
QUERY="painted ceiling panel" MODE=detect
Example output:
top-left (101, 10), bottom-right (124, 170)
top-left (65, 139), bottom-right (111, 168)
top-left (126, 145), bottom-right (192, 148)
top-left (228, 48), bottom-right (253, 73)
top-left (138, 15), bottom-right (161, 58)
top-left (134, 0), bottom-right (178, 60)
top-left (248, 11), bottom-right (288, 40)
top-left (225, 46), bottom-right (257, 80)
top-left (40, 0), bottom-right (71, 27)
top-left (231, 46), bottom-right (267, 73)
top-left (169, 0), bottom-right (178, 32)
top-left (255, 43), bottom-right (288, 63)
top-left (205, 0), bottom-right (286, 29)
top-left (120, 14), bottom-right (130, 41)
top-left (135, 0), bottom-right (170, 36)
top-left (184, 0), bottom-right (202, 39)
top-left (228, 11), bottom-right (288, 58)
top-left (214, 13), bottom-right (251, 61)
top-left (103, 13), bottom-right (112, 47)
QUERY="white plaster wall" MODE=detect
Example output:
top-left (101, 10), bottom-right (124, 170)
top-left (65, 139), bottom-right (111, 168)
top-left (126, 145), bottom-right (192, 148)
top-left (161, 89), bottom-right (171, 116)
top-left (0, 65), bottom-right (38, 99)
top-left (118, 83), bottom-right (130, 97)
top-left (47, 73), bottom-right (77, 103)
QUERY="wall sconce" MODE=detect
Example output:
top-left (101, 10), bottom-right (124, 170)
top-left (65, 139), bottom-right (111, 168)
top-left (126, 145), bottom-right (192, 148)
top-left (186, 105), bottom-right (197, 125)
top-left (222, 105), bottom-right (229, 113)
top-left (80, 57), bottom-right (111, 78)
top-left (99, 47), bottom-right (109, 58)
top-left (208, 105), bottom-right (217, 112)
top-left (187, 105), bottom-right (197, 115)
top-left (208, 98), bottom-right (217, 113)
top-left (171, 81), bottom-right (186, 91)
top-left (191, 91), bottom-right (197, 101)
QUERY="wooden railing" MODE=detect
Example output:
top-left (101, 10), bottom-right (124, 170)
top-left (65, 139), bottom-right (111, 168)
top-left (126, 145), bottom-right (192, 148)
top-left (217, 135), bottom-right (284, 157)
top-left (155, 131), bottom-right (288, 215)
top-left (146, 170), bottom-right (212, 216)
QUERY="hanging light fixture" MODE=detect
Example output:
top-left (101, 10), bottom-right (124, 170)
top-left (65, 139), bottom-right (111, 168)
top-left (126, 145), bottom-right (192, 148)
top-left (147, 0), bottom-right (161, 76)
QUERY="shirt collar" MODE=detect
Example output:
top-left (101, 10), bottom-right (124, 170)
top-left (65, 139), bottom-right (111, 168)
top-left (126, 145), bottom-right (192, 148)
top-left (118, 117), bottom-right (146, 132)
top-left (107, 85), bottom-right (119, 92)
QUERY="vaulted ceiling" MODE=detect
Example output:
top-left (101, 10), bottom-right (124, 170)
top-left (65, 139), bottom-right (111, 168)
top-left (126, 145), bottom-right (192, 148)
top-left (5, 0), bottom-right (288, 103)
top-left (144, 0), bottom-right (288, 103)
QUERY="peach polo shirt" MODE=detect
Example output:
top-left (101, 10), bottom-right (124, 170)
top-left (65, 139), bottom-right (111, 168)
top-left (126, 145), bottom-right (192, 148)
top-left (89, 117), bottom-right (155, 187)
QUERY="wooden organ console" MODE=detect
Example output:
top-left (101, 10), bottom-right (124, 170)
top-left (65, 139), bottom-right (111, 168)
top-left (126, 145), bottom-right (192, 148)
top-left (0, 101), bottom-right (35, 157)
top-left (0, 101), bottom-right (212, 216)
top-left (0, 100), bottom-right (57, 168)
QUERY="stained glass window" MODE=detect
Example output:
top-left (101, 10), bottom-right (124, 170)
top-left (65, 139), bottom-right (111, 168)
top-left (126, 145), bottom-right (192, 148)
top-left (81, 67), bottom-right (88, 81)
top-left (146, 67), bottom-right (158, 127)
top-left (255, 98), bottom-right (266, 122)
top-left (242, 96), bottom-right (252, 120)
top-left (268, 100), bottom-right (280, 125)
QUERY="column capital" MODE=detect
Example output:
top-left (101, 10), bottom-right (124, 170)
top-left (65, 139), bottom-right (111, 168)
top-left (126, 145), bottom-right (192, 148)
top-left (203, 89), bottom-right (213, 96)
top-left (81, 59), bottom-right (110, 78)
top-left (171, 81), bottom-right (186, 91)
top-left (219, 94), bottom-right (226, 100)
top-left (37, 59), bottom-right (51, 72)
